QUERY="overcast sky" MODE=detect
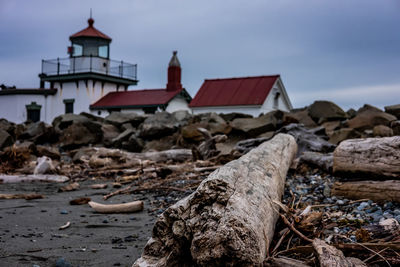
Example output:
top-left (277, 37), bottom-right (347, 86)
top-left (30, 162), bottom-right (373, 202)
top-left (1, 0), bottom-right (399, 110)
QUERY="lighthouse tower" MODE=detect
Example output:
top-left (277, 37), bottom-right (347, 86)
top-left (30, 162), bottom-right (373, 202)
top-left (39, 17), bottom-right (138, 117)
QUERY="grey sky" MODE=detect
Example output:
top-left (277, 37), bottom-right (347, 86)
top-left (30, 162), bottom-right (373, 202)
top-left (1, 0), bottom-right (399, 110)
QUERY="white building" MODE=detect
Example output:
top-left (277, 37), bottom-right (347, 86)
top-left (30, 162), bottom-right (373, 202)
top-left (0, 17), bottom-right (138, 124)
top-left (90, 51), bottom-right (191, 114)
top-left (189, 75), bottom-right (292, 117)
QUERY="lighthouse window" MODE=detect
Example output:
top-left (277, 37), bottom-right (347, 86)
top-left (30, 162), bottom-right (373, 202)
top-left (26, 102), bottom-right (41, 122)
top-left (63, 99), bottom-right (75, 114)
top-left (98, 45), bottom-right (108, 58)
top-left (72, 44), bottom-right (83, 57)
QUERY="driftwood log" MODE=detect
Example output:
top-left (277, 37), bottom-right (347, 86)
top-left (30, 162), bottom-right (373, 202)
top-left (88, 201), bottom-right (143, 214)
top-left (332, 180), bottom-right (400, 203)
top-left (133, 133), bottom-right (297, 266)
top-left (333, 136), bottom-right (400, 179)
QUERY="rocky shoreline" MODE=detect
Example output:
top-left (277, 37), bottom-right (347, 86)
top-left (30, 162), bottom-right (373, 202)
top-left (1, 100), bottom-right (399, 266)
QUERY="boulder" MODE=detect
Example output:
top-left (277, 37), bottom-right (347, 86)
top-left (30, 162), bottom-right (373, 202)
top-left (307, 100), bottom-right (347, 123)
top-left (80, 112), bottom-right (105, 122)
top-left (0, 118), bottom-right (15, 134)
top-left (391, 121), bottom-right (400, 136)
top-left (328, 128), bottom-right (361, 145)
top-left (321, 121), bottom-right (341, 136)
top-left (142, 134), bottom-right (179, 152)
top-left (0, 129), bottom-right (13, 150)
top-left (346, 108), bottom-right (357, 119)
top-left (52, 113), bottom-right (90, 131)
top-left (101, 124), bottom-right (121, 146)
top-left (191, 112), bottom-right (231, 135)
top-left (19, 121), bottom-right (57, 144)
top-left (104, 112), bottom-right (145, 128)
top-left (278, 123), bottom-right (336, 155)
top-left (181, 124), bottom-right (205, 142)
top-left (230, 110), bottom-right (283, 137)
top-left (284, 109), bottom-right (317, 128)
top-left (219, 112), bottom-right (253, 122)
top-left (111, 129), bottom-right (136, 148)
top-left (121, 135), bottom-right (144, 152)
top-left (385, 104), bottom-right (400, 119)
top-left (36, 145), bottom-right (61, 160)
top-left (373, 125), bottom-right (393, 137)
top-left (172, 110), bottom-right (192, 124)
top-left (139, 112), bottom-right (179, 139)
top-left (60, 122), bottom-right (100, 149)
top-left (346, 106), bottom-right (397, 131)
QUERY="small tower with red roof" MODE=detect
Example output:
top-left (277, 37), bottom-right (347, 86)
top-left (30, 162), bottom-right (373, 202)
top-left (166, 51), bottom-right (183, 91)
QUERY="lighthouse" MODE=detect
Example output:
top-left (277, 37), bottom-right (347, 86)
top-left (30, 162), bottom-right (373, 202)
top-left (38, 17), bottom-right (138, 117)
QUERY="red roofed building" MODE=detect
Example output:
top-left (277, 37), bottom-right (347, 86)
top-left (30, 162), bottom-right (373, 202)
top-left (90, 51), bottom-right (192, 114)
top-left (189, 75), bottom-right (292, 116)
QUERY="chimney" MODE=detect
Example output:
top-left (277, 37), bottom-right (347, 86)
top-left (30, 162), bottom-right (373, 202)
top-left (166, 51), bottom-right (182, 91)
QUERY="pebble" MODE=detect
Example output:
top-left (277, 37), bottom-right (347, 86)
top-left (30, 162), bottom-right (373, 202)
top-left (357, 202), bottom-right (370, 211)
top-left (55, 258), bottom-right (71, 267)
top-left (102, 219), bottom-right (109, 224)
top-left (60, 210), bottom-right (68, 215)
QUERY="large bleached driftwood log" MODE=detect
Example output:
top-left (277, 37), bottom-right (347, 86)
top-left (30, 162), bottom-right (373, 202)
top-left (333, 136), bottom-right (400, 179)
top-left (331, 180), bottom-right (400, 203)
top-left (133, 134), bottom-right (297, 266)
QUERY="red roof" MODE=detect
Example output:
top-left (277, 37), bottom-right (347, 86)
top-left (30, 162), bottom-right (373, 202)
top-left (189, 75), bottom-right (279, 107)
top-left (70, 18), bottom-right (112, 41)
top-left (90, 88), bottom-right (184, 109)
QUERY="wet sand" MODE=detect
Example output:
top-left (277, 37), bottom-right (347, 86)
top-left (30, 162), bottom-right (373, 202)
top-left (0, 180), bottom-right (160, 267)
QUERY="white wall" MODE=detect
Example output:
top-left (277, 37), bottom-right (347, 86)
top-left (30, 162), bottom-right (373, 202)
top-left (166, 95), bottom-right (191, 113)
top-left (0, 79), bottom-right (121, 124)
top-left (0, 94), bottom-right (50, 124)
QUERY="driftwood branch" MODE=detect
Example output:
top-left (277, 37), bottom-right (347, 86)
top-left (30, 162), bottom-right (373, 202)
top-left (88, 201), bottom-right (143, 213)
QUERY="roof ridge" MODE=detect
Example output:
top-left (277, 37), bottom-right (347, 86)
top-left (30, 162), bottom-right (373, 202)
top-left (204, 75), bottom-right (280, 82)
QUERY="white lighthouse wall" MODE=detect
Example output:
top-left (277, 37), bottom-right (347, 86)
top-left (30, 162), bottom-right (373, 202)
top-left (50, 80), bottom-right (119, 120)
top-left (0, 94), bottom-right (50, 124)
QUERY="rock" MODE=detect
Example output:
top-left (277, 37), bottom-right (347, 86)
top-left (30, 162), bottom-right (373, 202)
top-left (181, 124), bottom-right (205, 142)
top-left (104, 112), bottom-right (145, 128)
top-left (139, 112), bottom-right (179, 139)
top-left (391, 120), bottom-right (400, 136)
top-left (19, 121), bottom-right (57, 144)
top-left (60, 122), bottom-right (100, 149)
top-left (36, 145), bottom-right (60, 160)
top-left (230, 110), bottom-right (283, 137)
top-left (373, 125), bottom-right (393, 137)
top-left (34, 156), bottom-right (55, 175)
top-left (385, 104), bottom-right (400, 119)
top-left (80, 112), bottom-right (104, 122)
top-left (142, 134), bottom-right (179, 152)
top-left (52, 113), bottom-right (90, 131)
top-left (307, 100), bottom-right (347, 123)
top-left (172, 110), bottom-right (192, 124)
top-left (284, 109), bottom-right (317, 128)
top-left (0, 118), bottom-right (15, 134)
top-left (278, 123), bottom-right (336, 155)
top-left (55, 257), bottom-right (72, 267)
top-left (192, 112), bottom-right (231, 135)
top-left (219, 112), bottom-right (253, 122)
top-left (101, 124), bottom-right (121, 146)
top-left (0, 129), bottom-right (13, 150)
top-left (328, 128), bottom-right (361, 145)
top-left (234, 136), bottom-right (272, 154)
top-left (346, 108), bottom-right (357, 119)
top-left (121, 135), bottom-right (144, 152)
top-left (111, 129), bottom-right (136, 148)
top-left (322, 121), bottom-right (341, 135)
top-left (299, 152), bottom-right (333, 173)
top-left (346, 105), bottom-right (397, 131)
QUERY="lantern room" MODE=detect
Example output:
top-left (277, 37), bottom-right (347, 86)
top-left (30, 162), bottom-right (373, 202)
top-left (68, 18), bottom-right (111, 58)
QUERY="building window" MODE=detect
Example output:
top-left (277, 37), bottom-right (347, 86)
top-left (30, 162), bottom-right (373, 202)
top-left (72, 44), bottom-right (83, 57)
top-left (273, 92), bottom-right (280, 109)
top-left (63, 99), bottom-right (75, 114)
top-left (26, 102), bottom-right (41, 122)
